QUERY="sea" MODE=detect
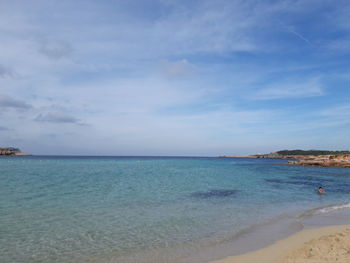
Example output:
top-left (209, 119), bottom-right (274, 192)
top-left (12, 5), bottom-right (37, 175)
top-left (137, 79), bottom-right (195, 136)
top-left (1, 156), bottom-right (350, 263)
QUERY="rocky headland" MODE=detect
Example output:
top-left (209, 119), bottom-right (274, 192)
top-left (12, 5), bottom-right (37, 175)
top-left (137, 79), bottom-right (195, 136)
top-left (220, 150), bottom-right (350, 168)
top-left (287, 155), bottom-right (350, 168)
top-left (0, 147), bottom-right (29, 156)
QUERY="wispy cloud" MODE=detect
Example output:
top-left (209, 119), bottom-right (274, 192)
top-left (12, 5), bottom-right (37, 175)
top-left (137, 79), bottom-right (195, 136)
top-left (319, 105), bottom-right (350, 119)
top-left (326, 38), bottom-right (350, 52)
top-left (38, 38), bottom-right (74, 60)
top-left (0, 65), bottom-right (15, 78)
top-left (161, 59), bottom-right (196, 78)
top-left (253, 78), bottom-right (324, 100)
top-left (286, 27), bottom-right (312, 45)
top-left (34, 113), bottom-right (83, 124)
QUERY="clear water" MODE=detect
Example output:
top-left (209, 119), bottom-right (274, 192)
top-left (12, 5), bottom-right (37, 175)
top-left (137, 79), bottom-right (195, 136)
top-left (1, 156), bottom-right (350, 263)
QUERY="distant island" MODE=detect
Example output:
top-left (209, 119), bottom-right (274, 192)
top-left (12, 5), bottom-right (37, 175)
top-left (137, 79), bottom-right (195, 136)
top-left (220, 149), bottom-right (350, 168)
top-left (0, 147), bottom-right (29, 156)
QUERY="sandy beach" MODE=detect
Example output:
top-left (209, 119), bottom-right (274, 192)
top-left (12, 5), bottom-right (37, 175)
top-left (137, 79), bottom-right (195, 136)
top-left (211, 225), bottom-right (350, 263)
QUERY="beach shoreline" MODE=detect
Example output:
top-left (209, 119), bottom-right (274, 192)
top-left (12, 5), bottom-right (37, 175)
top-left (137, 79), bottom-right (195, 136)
top-left (210, 224), bottom-right (350, 263)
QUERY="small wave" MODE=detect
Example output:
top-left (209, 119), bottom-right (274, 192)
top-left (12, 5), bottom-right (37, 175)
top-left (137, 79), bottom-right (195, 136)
top-left (299, 202), bottom-right (350, 218)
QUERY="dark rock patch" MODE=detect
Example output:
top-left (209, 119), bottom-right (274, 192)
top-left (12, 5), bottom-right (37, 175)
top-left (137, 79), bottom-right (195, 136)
top-left (265, 178), bottom-right (320, 187)
top-left (288, 175), bottom-right (336, 183)
top-left (265, 179), bottom-right (285, 184)
top-left (191, 189), bottom-right (238, 199)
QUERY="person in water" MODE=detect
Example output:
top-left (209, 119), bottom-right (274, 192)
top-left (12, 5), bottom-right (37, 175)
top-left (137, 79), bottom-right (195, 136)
top-left (317, 186), bottom-right (325, 195)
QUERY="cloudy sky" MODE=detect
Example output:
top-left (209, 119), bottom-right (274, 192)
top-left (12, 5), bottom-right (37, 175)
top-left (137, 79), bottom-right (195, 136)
top-left (1, 0), bottom-right (350, 156)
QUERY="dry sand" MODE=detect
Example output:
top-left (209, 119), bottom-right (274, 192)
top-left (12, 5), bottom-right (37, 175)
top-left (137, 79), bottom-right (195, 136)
top-left (210, 225), bottom-right (350, 263)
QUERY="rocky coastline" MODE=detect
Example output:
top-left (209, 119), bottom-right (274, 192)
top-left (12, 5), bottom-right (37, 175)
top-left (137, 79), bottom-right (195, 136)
top-left (0, 147), bottom-right (29, 156)
top-left (220, 150), bottom-right (350, 168)
top-left (287, 155), bottom-right (350, 168)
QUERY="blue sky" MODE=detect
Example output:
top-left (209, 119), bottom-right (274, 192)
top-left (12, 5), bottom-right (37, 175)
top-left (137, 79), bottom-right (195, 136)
top-left (0, 0), bottom-right (350, 155)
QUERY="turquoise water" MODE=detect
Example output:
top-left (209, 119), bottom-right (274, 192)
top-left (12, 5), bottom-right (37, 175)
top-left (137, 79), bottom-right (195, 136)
top-left (1, 156), bottom-right (350, 263)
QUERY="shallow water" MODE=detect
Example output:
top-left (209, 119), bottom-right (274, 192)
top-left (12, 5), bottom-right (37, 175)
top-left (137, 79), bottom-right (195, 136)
top-left (1, 156), bottom-right (350, 263)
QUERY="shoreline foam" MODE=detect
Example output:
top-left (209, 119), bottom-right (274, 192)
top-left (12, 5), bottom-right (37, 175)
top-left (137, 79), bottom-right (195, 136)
top-left (210, 224), bottom-right (350, 263)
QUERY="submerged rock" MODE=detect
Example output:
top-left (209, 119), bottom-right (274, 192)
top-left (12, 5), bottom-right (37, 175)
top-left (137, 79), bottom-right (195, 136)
top-left (191, 189), bottom-right (238, 198)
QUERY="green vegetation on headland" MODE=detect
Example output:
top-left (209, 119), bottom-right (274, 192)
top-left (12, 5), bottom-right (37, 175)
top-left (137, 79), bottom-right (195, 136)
top-left (0, 147), bottom-right (28, 156)
top-left (276, 149), bottom-right (350, 156)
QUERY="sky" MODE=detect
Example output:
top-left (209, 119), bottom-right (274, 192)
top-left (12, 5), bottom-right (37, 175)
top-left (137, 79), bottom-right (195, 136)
top-left (0, 0), bottom-right (350, 156)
